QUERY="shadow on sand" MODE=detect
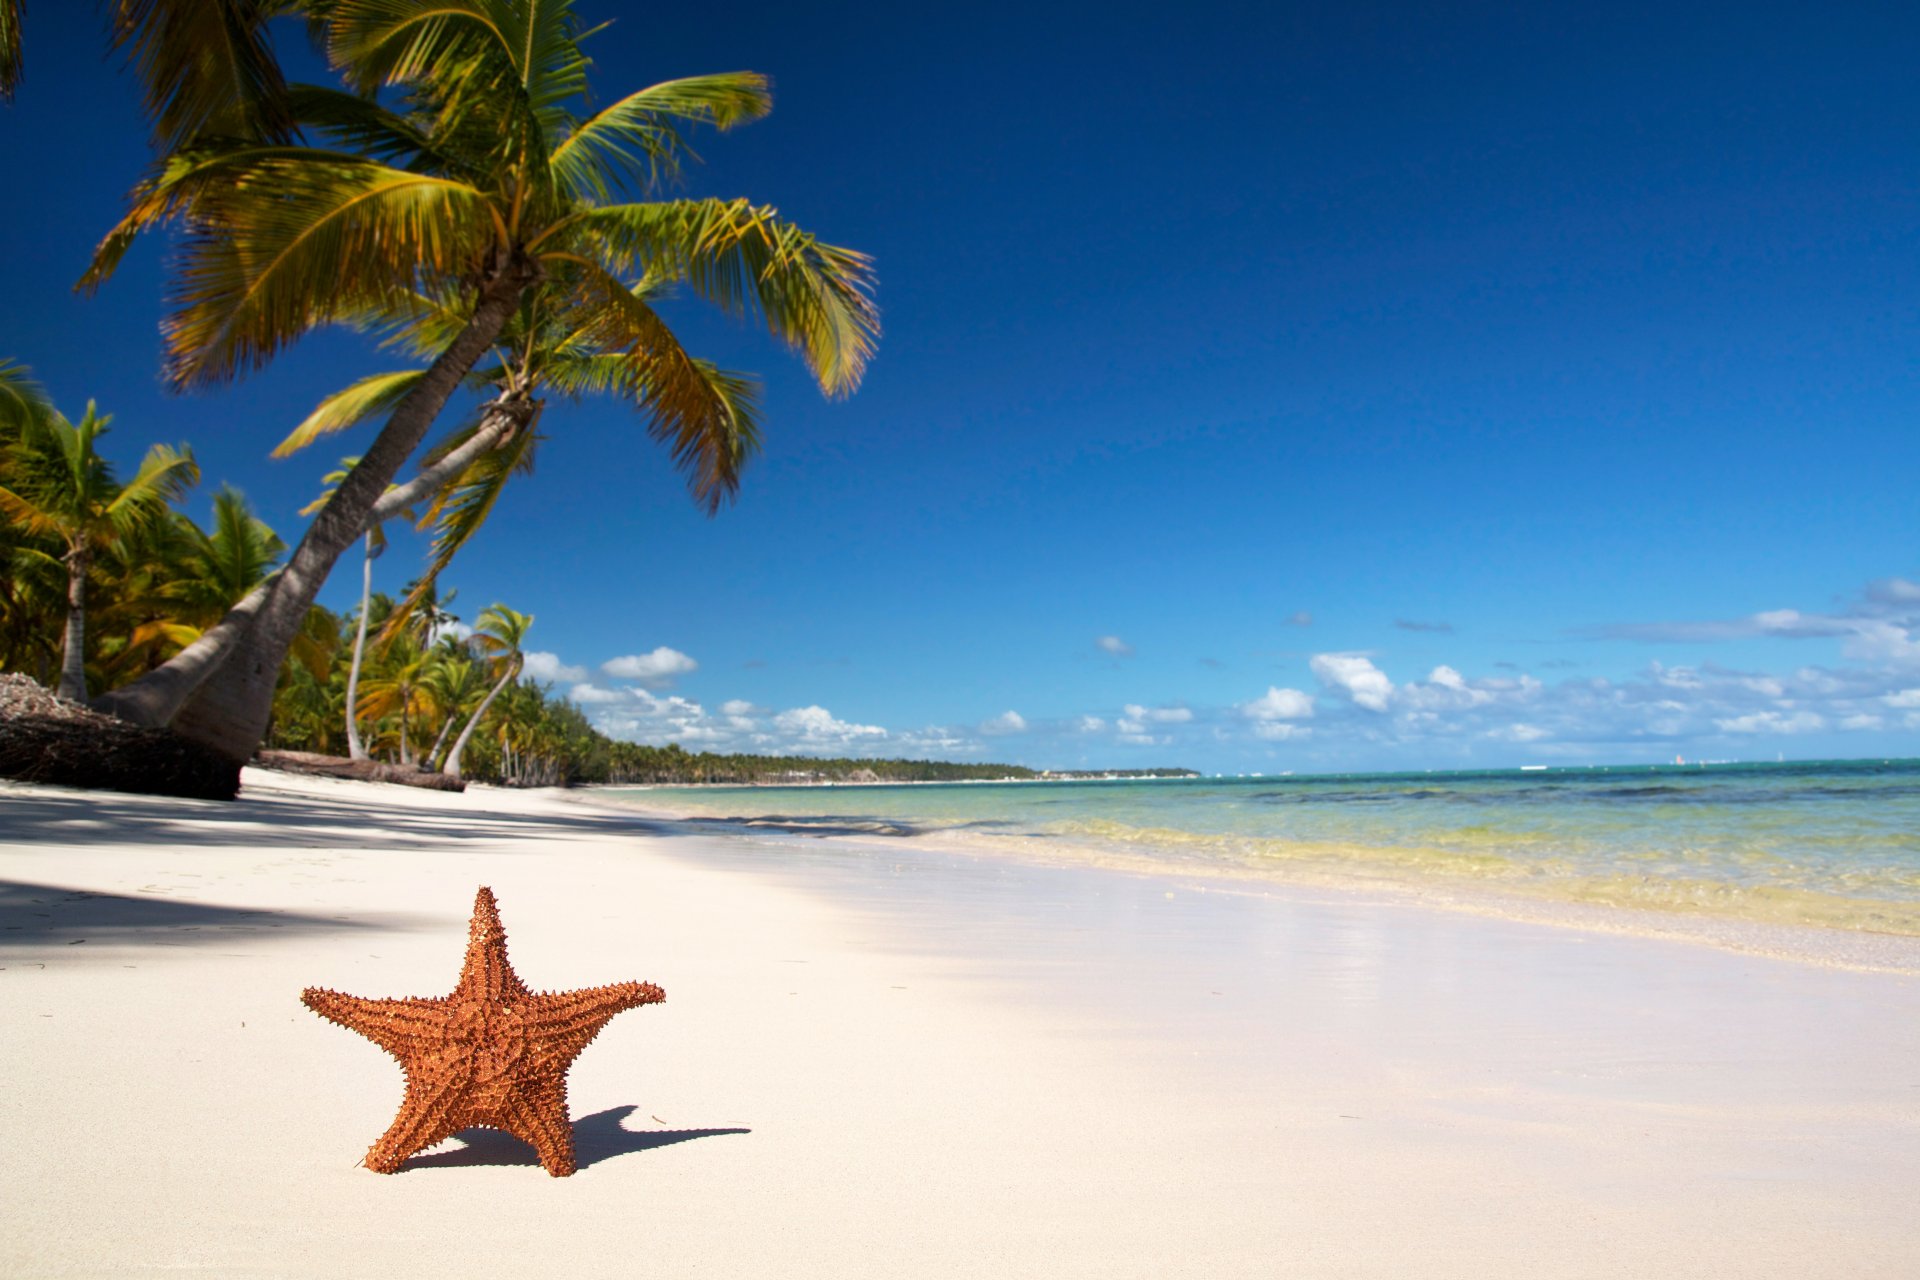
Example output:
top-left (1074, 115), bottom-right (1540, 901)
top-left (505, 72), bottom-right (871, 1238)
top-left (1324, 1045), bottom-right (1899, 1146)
top-left (401, 1105), bottom-right (749, 1173)
top-left (0, 781), bottom-right (678, 851)
top-left (0, 879), bottom-right (402, 954)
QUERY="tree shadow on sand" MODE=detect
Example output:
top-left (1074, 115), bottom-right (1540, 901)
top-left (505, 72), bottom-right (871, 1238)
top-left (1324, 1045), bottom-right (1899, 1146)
top-left (0, 879), bottom-right (403, 955)
top-left (400, 1105), bottom-right (749, 1173)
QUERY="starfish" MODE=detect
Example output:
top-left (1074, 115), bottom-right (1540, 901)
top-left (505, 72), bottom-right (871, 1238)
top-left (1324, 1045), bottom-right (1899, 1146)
top-left (302, 886), bottom-right (664, 1176)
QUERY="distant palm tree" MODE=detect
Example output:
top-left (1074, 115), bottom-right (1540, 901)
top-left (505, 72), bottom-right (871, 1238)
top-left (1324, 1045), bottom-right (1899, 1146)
top-left (442, 604), bottom-right (532, 779)
top-left (0, 403), bottom-right (196, 698)
top-left (417, 645), bottom-right (483, 770)
top-left (86, 0), bottom-right (877, 767)
top-left (355, 630), bottom-right (432, 765)
top-left (302, 458), bottom-right (417, 760)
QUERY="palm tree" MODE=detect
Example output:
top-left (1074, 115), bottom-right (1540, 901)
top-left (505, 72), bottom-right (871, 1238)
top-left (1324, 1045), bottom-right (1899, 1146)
top-left (354, 629), bottom-right (432, 765)
top-left (442, 603), bottom-right (531, 779)
top-left (302, 458), bottom-right (414, 760)
top-left (278, 261), bottom-right (765, 627)
top-left (85, 0), bottom-right (877, 766)
top-left (0, 403), bottom-right (197, 698)
top-left (417, 644), bottom-right (483, 770)
top-left (103, 483), bottom-right (285, 683)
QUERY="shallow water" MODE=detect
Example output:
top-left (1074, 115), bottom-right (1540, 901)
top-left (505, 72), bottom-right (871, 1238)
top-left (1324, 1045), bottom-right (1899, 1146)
top-left (607, 759), bottom-right (1920, 934)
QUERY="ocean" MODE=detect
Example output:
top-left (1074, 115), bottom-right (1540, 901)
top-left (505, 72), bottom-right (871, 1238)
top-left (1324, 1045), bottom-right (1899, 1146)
top-left (607, 758), bottom-right (1920, 935)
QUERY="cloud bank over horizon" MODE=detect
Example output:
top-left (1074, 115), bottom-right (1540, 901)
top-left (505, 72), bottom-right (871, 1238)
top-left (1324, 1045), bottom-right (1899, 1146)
top-left (525, 577), bottom-right (1920, 769)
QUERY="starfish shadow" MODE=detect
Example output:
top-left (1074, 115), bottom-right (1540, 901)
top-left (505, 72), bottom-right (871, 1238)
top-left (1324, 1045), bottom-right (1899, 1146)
top-left (400, 1105), bottom-right (749, 1173)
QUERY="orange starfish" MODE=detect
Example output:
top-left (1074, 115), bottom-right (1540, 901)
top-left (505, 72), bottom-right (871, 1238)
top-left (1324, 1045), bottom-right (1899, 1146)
top-left (302, 886), bottom-right (664, 1176)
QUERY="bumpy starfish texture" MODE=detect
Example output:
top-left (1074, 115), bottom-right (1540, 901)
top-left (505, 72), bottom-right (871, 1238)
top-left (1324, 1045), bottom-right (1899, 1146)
top-left (302, 886), bottom-right (664, 1176)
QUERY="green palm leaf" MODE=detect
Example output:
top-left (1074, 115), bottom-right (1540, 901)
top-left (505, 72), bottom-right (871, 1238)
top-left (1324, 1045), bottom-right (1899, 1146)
top-left (548, 72), bottom-right (772, 200)
top-left (565, 198), bottom-right (878, 395)
top-left (274, 368), bottom-right (430, 457)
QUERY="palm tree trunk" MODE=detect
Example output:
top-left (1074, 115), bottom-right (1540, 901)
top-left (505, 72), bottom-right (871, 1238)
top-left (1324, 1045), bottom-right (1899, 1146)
top-left (134, 257), bottom-right (538, 762)
top-left (57, 547), bottom-right (88, 702)
top-left (442, 656), bottom-right (519, 779)
top-left (344, 534), bottom-right (373, 760)
top-left (424, 710), bottom-right (459, 772)
top-left (398, 694), bottom-right (413, 766)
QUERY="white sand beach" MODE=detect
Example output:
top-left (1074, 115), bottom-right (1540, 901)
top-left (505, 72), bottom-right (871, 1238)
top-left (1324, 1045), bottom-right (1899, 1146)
top-left (3, 770), bottom-right (1918, 1278)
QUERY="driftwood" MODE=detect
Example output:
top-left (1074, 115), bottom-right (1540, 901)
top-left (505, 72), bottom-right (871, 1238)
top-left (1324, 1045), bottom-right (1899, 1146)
top-left (254, 749), bottom-right (467, 792)
top-left (0, 674), bottom-right (240, 800)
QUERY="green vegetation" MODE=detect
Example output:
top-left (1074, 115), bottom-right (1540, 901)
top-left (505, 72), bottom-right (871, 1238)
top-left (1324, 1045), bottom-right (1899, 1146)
top-left (4, 0), bottom-right (878, 767)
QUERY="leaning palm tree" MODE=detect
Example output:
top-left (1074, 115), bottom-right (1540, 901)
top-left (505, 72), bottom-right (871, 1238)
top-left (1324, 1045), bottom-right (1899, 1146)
top-left (86, 0), bottom-right (877, 767)
top-left (441, 603), bottom-right (531, 779)
top-left (278, 263), bottom-right (765, 629)
top-left (0, 403), bottom-right (197, 699)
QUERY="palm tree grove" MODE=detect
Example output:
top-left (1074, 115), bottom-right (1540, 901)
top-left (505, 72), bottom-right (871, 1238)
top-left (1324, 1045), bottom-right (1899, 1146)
top-left (0, 0), bottom-right (953, 794)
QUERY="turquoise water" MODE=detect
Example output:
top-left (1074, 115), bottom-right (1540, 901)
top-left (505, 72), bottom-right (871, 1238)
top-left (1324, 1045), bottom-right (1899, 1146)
top-left (609, 759), bottom-right (1920, 933)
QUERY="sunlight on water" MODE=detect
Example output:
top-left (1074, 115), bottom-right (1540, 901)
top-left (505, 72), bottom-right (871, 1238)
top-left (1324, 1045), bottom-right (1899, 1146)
top-left (610, 759), bottom-right (1920, 935)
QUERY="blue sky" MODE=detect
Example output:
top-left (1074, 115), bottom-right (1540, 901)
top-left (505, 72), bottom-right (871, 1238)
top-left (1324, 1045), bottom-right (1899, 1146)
top-left (1, 1), bottom-right (1917, 772)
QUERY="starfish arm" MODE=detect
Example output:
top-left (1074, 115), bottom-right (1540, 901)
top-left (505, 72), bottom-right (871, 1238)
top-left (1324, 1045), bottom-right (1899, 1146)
top-left (496, 1077), bottom-right (579, 1177)
top-left (301, 989), bottom-right (449, 1060)
top-left (365, 1072), bottom-right (474, 1174)
top-left (521, 981), bottom-right (666, 1069)
top-left (451, 886), bottom-right (534, 1003)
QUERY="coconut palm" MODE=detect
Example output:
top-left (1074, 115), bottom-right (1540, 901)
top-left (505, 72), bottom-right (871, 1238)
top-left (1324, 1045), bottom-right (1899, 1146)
top-left (354, 629), bottom-right (432, 765)
top-left (416, 644), bottom-right (483, 769)
top-left (0, 403), bottom-right (197, 699)
top-left (302, 457), bottom-right (416, 759)
top-left (102, 484), bottom-right (284, 683)
top-left (441, 603), bottom-right (531, 779)
top-left (86, 0), bottom-right (876, 767)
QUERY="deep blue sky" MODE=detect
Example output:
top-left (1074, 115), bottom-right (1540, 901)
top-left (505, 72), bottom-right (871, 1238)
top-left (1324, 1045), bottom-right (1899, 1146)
top-left (2, 1), bottom-right (1917, 771)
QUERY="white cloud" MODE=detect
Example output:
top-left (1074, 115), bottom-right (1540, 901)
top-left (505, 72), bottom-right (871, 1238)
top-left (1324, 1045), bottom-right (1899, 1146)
top-left (1251, 722), bottom-right (1308, 741)
top-left (1095, 635), bottom-right (1134, 657)
top-left (980, 710), bottom-right (1028, 735)
top-left (1287, 611), bottom-right (1313, 627)
top-left (1839, 714), bottom-right (1884, 731)
top-left (1884, 689), bottom-right (1920, 709)
top-left (1242, 686), bottom-right (1314, 720)
top-left (1713, 710), bottom-right (1827, 735)
top-left (1075, 715), bottom-right (1108, 733)
top-left (772, 705), bottom-right (888, 745)
top-left (1123, 704), bottom-right (1193, 723)
top-left (1310, 653), bottom-right (1394, 712)
top-left (522, 651), bottom-right (589, 684)
top-left (720, 699), bottom-right (763, 716)
top-left (601, 647), bottom-right (698, 688)
top-left (567, 683), bottom-right (626, 705)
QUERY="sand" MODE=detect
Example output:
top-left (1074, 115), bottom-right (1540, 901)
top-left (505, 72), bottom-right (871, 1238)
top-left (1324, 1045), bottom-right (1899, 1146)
top-left (2, 770), bottom-right (1917, 1277)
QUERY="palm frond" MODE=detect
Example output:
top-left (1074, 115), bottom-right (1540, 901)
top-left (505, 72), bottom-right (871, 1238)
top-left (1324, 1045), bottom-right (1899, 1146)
top-left (0, 358), bottom-right (56, 438)
top-left (567, 198), bottom-right (878, 396)
top-left (155, 154), bottom-right (497, 385)
top-left (275, 368), bottom-right (428, 457)
top-left (399, 417), bottom-right (539, 624)
top-left (284, 82), bottom-right (455, 174)
top-left (560, 261), bottom-right (765, 510)
top-left (0, 0), bottom-right (22, 101)
top-left (548, 72), bottom-right (772, 201)
top-left (110, 0), bottom-right (295, 148)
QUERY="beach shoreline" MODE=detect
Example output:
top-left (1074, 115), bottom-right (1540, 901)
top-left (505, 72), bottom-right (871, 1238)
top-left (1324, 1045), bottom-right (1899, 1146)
top-left (575, 784), bottom-right (1920, 976)
top-left (4, 770), bottom-right (1918, 1277)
